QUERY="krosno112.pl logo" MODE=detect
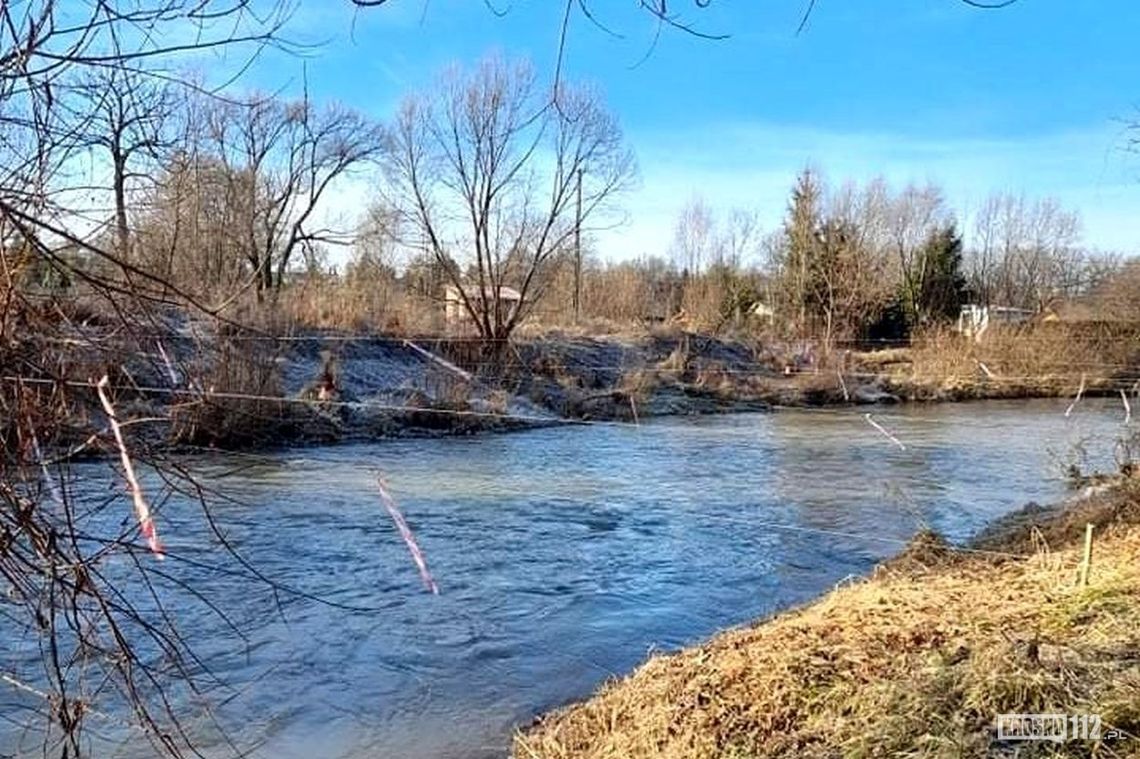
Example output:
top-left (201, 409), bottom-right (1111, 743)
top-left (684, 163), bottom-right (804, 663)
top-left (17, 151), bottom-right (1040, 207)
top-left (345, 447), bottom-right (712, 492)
top-left (996, 714), bottom-right (1122, 743)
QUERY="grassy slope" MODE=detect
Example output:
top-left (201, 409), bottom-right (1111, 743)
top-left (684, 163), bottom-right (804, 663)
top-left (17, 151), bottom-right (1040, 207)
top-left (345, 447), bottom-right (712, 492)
top-left (515, 485), bottom-right (1140, 759)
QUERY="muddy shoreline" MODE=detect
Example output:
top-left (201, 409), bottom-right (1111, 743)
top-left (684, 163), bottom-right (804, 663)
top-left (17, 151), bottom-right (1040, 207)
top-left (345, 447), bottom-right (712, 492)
top-left (34, 326), bottom-right (1136, 453)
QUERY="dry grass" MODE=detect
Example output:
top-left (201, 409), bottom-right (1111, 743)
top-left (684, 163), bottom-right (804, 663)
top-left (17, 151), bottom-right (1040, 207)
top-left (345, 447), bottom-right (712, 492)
top-left (657, 338), bottom-right (693, 378)
top-left (169, 338), bottom-right (297, 447)
top-left (215, 279), bottom-right (442, 335)
top-left (617, 368), bottom-right (659, 404)
top-left (852, 348), bottom-right (912, 372)
top-left (282, 280), bottom-right (442, 334)
top-left (514, 317), bottom-right (650, 339)
top-left (901, 324), bottom-right (1140, 400)
top-left (514, 485), bottom-right (1140, 759)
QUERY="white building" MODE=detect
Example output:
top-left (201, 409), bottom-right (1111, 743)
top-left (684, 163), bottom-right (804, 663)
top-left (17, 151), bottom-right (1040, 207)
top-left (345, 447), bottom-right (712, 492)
top-left (957, 304), bottom-right (1034, 340)
top-left (749, 301), bottom-right (775, 322)
top-left (444, 284), bottom-right (522, 327)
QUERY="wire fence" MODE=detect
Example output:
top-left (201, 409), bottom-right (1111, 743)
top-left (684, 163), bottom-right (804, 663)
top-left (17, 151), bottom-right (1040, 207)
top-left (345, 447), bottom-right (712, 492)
top-left (4, 371), bottom-right (1137, 437)
top-left (3, 338), bottom-right (1139, 757)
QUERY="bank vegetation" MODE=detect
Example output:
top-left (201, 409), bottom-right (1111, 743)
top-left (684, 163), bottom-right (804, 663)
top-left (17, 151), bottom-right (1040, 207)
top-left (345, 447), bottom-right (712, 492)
top-left (3, 3), bottom-right (1140, 755)
top-left (515, 473), bottom-right (1140, 759)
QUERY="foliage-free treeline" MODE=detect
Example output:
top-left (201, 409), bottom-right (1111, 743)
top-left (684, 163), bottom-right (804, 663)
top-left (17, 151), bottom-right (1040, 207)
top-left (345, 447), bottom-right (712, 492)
top-left (28, 53), bottom-right (635, 339)
top-left (106, 88), bottom-right (384, 300)
top-left (592, 170), bottom-right (1125, 346)
top-left (260, 163), bottom-right (1133, 342)
top-left (13, 48), bottom-right (1129, 346)
top-left (761, 170), bottom-right (1123, 345)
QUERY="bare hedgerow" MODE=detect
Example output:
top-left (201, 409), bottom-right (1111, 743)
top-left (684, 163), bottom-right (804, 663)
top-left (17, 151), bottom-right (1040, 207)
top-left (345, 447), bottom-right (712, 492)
top-left (0, 2), bottom-right (359, 757)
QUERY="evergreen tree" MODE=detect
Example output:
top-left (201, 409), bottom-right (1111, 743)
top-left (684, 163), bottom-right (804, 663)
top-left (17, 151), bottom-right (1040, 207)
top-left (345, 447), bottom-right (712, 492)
top-left (912, 223), bottom-right (968, 325)
top-left (781, 168), bottom-right (823, 336)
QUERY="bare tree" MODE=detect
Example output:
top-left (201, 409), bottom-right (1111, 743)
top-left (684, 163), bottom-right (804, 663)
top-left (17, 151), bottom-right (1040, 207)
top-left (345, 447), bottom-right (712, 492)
top-left (888, 183), bottom-right (950, 314)
top-left (720, 208), bottom-right (761, 270)
top-left (969, 192), bottom-right (1002, 306)
top-left (1093, 258), bottom-right (1140, 321)
top-left (204, 93), bottom-right (385, 299)
top-left (1022, 196), bottom-right (1082, 308)
top-left (0, 2), bottom-right (295, 313)
top-left (822, 183), bottom-right (894, 339)
top-left (967, 191), bottom-right (1084, 310)
top-left (73, 66), bottom-right (178, 260)
top-left (354, 201), bottom-right (402, 276)
top-left (809, 218), bottom-right (855, 350)
top-left (344, 202), bottom-right (402, 314)
top-left (132, 91), bottom-right (383, 301)
top-left (0, 4), bottom-right (306, 757)
top-left (383, 55), bottom-right (635, 346)
top-left (670, 196), bottom-right (716, 275)
top-left (135, 149), bottom-right (257, 293)
top-left (667, 201), bottom-right (766, 332)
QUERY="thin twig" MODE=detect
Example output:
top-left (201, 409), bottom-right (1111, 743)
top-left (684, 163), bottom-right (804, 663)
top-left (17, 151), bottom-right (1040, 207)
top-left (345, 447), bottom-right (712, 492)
top-left (864, 412), bottom-right (906, 451)
top-left (96, 375), bottom-right (165, 559)
top-left (155, 340), bottom-right (180, 386)
top-left (1065, 373), bottom-right (1086, 418)
top-left (31, 432), bottom-right (65, 507)
top-left (376, 477), bottom-right (439, 595)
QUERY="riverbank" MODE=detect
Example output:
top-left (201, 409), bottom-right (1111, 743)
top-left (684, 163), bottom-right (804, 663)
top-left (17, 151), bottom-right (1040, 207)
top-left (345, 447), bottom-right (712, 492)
top-left (18, 316), bottom-right (1137, 452)
top-left (513, 477), bottom-right (1140, 758)
top-left (445, 322), bottom-right (1138, 422)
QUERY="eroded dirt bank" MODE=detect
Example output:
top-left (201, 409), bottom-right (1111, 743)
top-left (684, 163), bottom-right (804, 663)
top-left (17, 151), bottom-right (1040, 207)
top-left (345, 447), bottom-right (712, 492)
top-left (31, 320), bottom-right (1138, 451)
top-left (438, 327), bottom-right (1137, 423)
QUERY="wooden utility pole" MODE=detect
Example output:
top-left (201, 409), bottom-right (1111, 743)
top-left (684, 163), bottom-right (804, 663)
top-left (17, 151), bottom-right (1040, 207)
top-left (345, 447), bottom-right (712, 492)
top-left (573, 168), bottom-right (583, 322)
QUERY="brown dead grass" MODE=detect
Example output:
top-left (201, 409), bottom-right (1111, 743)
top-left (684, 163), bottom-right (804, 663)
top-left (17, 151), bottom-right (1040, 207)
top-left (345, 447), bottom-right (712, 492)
top-left (169, 338), bottom-right (301, 447)
top-left (215, 280), bottom-right (442, 336)
top-left (514, 485), bottom-right (1140, 759)
top-left (900, 324), bottom-right (1140, 400)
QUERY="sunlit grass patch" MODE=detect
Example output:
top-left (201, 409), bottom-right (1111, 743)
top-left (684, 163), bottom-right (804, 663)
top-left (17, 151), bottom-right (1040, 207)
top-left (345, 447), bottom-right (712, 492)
top-left (514, 487), bottom-right (1140, 759)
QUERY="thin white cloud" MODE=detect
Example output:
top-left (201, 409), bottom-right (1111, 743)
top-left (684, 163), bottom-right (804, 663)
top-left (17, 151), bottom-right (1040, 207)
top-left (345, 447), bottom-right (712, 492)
top-left (596, 121), bottom-right (1140, 261)
top-left (143, 119), bottom-right (1136, 272)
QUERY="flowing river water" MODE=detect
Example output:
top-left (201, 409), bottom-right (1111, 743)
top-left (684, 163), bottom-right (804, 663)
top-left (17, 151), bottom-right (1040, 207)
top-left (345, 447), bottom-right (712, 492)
top-left (2, 398), bottom-right (1131, 758)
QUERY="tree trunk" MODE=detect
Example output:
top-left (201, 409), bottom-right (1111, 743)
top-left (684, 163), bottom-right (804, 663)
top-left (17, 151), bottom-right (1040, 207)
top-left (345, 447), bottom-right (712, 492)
top-left (112, 152), bottom-right (129, 260)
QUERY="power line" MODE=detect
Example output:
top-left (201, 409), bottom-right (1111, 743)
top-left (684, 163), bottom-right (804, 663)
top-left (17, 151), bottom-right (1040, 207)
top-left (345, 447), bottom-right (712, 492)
top-left (48, 331), bottom-right (1140, 345)
top-left (0, 374), bottom-right (578, 428)
top-left (3, 372), bottom-right (1134, 432)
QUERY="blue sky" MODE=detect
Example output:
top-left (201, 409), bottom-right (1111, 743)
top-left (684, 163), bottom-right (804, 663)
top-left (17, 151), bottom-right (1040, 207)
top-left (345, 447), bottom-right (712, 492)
top-left (234, 0), bottom-right (1140, 259)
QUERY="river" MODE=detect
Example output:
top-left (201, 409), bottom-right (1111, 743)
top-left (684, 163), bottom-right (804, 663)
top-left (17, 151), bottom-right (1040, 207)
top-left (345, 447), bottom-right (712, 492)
top-left (1, 398), bottom-right (1130, 758)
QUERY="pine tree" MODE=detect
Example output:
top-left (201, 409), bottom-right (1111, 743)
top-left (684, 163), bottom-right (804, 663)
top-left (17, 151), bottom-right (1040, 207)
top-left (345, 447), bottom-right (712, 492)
top-left (782, 168), bottom-right (823, 336)
top-left (913, 223), bottom-right (968, 325)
